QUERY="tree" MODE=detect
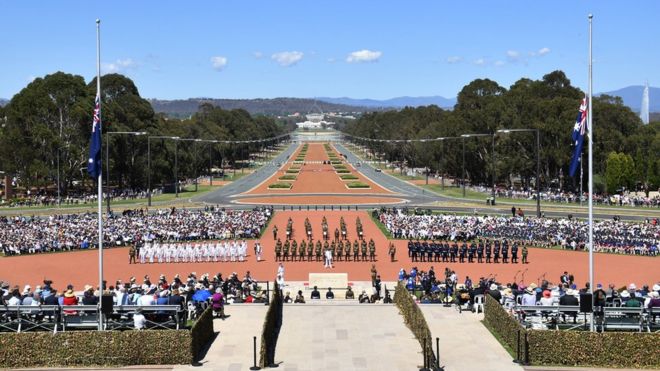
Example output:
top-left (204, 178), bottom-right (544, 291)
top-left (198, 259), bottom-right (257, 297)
top-left (605, 152), bottom-right (635, 193)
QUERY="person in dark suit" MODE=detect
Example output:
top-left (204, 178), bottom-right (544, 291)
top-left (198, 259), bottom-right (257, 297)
top-left (168, 288), bottom-right (185, 310)
top-left (559, 289), bottom-right (579, 323)
top-left (325, 288), bottom-right (334, 299)
top-left (310, 286), bottom-right (321, 299)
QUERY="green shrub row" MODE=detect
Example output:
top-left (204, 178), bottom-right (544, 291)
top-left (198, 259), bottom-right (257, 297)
top-left (285, 169), bottom-right (300, 174)
top-left (393, 281), bottom-right (437, 367)
top-left (191, 307), bottom-right (215, 362)
top-left (259, 282), bottom-right (284, 368)
top-left (347, 181), bottom-right (370, 188)
top-left (340, 174), bottom-right (359, 180)
top-left (335, 169), bottom-right (350, 174)
top-left (330, 160), bottom-right (342, 164)
top-left (484, 294), bottom-right (660, 368)
top-left (333, 164), bottom-right (347, 170)
top-left (278, 175), bottom-right (297, 181)
top-left (268, 182), bottom-right (292, 189)
top-left (0, 330), bottom-right (192, 368)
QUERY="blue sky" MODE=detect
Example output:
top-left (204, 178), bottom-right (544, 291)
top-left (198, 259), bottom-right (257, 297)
top-left (1, 1), bottom-right (659, 100)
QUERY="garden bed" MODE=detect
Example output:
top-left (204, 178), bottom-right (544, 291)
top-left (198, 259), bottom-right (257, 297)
top-left (339, 174), bottom-right (359, 180)
top-left (278, 175), bottom-right (297, 181)
top-left (268, 182), bottom-right (292, 189)
top-left (346, 181), bottom-right (370, 189)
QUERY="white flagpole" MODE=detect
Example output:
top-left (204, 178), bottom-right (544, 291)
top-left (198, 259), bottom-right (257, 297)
top-left (96, 18), bottom-right (104, 331)
top-left (587, 13), bottom-right (594, 332)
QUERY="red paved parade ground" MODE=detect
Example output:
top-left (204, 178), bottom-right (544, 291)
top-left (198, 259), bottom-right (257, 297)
top-left (0, 211), bottom-right (658, 289)
top-left (243, 143), bottom-right (393, 195)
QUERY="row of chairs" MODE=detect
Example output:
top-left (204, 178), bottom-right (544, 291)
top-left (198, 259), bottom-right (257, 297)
top-left (0, 304), bottom-right (185, 333)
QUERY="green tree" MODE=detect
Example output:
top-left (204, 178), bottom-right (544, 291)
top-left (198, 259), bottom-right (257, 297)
top-left (605, 152), bottom-right (635, 193)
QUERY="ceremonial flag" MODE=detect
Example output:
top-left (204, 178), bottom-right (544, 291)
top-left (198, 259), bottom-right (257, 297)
top-left (569, 96), bottom-right (588, 177)
top-left (87, 93), bottom-right (102, 178)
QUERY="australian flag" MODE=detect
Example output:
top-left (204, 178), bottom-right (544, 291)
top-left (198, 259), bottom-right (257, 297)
top-left (87, 94), bottom-right (102, 178)
top-left (569, 96), bottom-right (588, 177)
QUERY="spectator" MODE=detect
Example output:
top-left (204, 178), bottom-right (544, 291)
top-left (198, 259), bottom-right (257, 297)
top-left (294, 290), bottom-right (305, 303)
top-left (284, 291), bottom-right (293, 303)
top-left (310, 286), bottom-right (320, 300)
top-left (211, 288), bottom-right (225, 318)
top-left (345, 286), bottom-right (355, 300)
top-left (325, 288), bottom-right (334, 299)
top-left (359, 290), bottom-right (370, 303)
top-left (539, 290), bottom-right (554, 306)
top-left (487, 283), bottom-right (502, 302)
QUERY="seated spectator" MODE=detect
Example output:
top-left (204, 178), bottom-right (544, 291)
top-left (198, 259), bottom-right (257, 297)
top-left (622, 290), bottom-right (642, 307)
top-left (133, 307), bottom-right (146, 330)
top-left (345, 286), bottom-right (355, 300)
top-left (358, 290), bottom-right (370, 303)
top-left (82, 285), bottom-right (99, 306)
top-left (383, 289), bottom-right (393, 304)
top-left (7, 287), bottom-right (21, 306)
top-left (62, 288), bottom-right (78, 315)
top-left (211, 288), bottom-right (225, 318)
top-left (168, 288), bottom-right (184, 309)
top-left (522, 286), bottom-right (537, 306)
top-left (294, 290), bottom-right (305, 303)
top-left (559, 288), bottom-right (579, 323)
top-left (310, 286), bottom-right (320, 300)
top-left (284, 291), bottom-right (293, 303)
top-left (326, 288), bottom-right (334, 299)
top-left (487, 284), bottom-right (502, 302)
top-left (502, 288), bottom-right (515, 308)
top-left (539, 290), bottom-right (554, 306)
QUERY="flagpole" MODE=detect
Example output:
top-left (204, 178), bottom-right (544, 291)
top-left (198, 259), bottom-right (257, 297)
top-left (587, 13), bottom-right (594, 332)
top-left (96, 18), bottom-right (104, 331)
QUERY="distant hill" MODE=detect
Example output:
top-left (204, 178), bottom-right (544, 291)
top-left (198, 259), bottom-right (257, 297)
top-left (600, 85), bottom-right (660, 112)
top-left (148, 98), bottom-right (384, 118)
top-left (0, 98), bottom-right (8, 107)
top-left (317, 96), bottom-right (456, 109)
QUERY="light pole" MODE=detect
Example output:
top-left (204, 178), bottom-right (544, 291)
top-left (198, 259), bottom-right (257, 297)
top-left (461, 133), bottom-right (495, 200)
top-left (147, 136), bottom-right (180, 206)
top-left (105, 131), bottom-right (146, 213)
top-left (497, 128), bottom-right (541, 217)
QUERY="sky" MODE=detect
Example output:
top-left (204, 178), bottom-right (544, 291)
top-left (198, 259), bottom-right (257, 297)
top-left (1, 1), bottom-right (659, 100)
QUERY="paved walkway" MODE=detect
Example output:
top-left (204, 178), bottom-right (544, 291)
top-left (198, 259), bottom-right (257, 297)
top-left (174, 304), bottom-right (268, 371)
top-left (275, 303), bottom-right (420, 371)
top-left (420, 305), bottom-right (522, 371)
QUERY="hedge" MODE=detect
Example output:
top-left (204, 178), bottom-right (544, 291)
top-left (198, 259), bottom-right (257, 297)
top-left (278, 175), bottom-right (297, 181)
top-left (330, 160), bottom-right (343, 165)
top-left (393, 281), bottom-right (437, 367)
top-left (285, 169), bottom-right (300, 174)
top-left (268, 182), bottom-right (292, 189)
top-left (335, 169), bottom-right (350, 174)
top-left (191, 306), bottom-right (215, 362)
top-left (340, 174), bottom-right (359, 180)
top-left (0, 330), bottom-right (192, 368)
top-left (259, 281), bottom-right (283, 368)
top-left (333, 165), bottom-right (347, 170)
top-left (347, 181), bottom-right (370, 188)
top-left (483, 294), bottom-right (660, 368)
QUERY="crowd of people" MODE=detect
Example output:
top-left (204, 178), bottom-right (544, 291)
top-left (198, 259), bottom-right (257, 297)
top-left (378, 209), bottom-right (659, 256)
top-left (132, 240), bottom-right (252, 264)
top-left (0, 269), bottom-right (265, 329)
top-left (0, 188), bottom-right (165, 208)
top-left (0, 206), bottom-right (273, 256)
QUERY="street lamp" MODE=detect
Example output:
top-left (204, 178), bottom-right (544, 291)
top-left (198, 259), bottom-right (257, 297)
top-left (148, 136), bottom-right (180, 206)
top-left (105, 131), bottom-right (147, 213)
top-left (497, 128), bottom-right (541, 217)
top-left (461, 133), bottom-right (495, 200)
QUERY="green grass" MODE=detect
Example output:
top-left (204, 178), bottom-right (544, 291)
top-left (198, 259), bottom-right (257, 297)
top-left (278, 175), bottom-right (297, 181)
top-left (340, 174), bottom-right (359, 180)
top-left (286, 169), bottom-right (300, 174)
top-left (369, 212), bottom-right (392, 239)
top-left (422, 184), bottom-right (489, 200)
top-left (335, 169), bottom-right (351, 174)
top-left (268, 182), bottom-right (292, 189)
top-left (347, 181), bottom-right (370, 188)
top-left (333, 165), bottom-right (348, 170)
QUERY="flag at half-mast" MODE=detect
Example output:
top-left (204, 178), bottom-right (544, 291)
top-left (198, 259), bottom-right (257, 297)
top-left (87, 93), bottom-right (102, 178)
top-left (569, 96), bottom-right (588, 177)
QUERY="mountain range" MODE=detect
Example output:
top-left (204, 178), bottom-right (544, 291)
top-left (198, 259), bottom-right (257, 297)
top-left (599, 85), bottom-right (659, 112)
top-left (316, 96), bottom-right (456, 109)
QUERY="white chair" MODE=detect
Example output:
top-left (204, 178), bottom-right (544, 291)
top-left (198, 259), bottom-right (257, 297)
top-left (473, 295), bottom-right (485, 313)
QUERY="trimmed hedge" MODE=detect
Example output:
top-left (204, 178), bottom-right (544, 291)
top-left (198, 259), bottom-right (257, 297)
top-left (330, 160), bottom-right (343, 165)
top-left (278, 175), bottom-right (297, 181)
top-left (259, 281), bottom-right (284, 368)
top-left (268, 182), bottom-right (292, 189)
top-left (340, 174), bottom-right (359, 180)
top-left (335, 169), bottom-right (350, 174)
top-left (393, 281), bottom-right (437, 367)
top-left (347, 181), bottom-right (370, 188)
top-left (483, 294), bottom-right (660, 368)
top-left (191, 307), bottom-right (215, 362)
top-left (285, 169), bottom-right (300, 174)
top-left (333, 165), bottom-right (347, 170)
top-left (0, 330), bottom-right (192, 368)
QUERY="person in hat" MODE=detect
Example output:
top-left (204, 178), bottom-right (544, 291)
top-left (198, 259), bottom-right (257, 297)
top-left (62, 288), bottom-right (79, 315)
top-left (623, 290), bottom-right (642, 308)
top-left (540, 290), bottom-right (553, 306)
top-left (522, 286), bottom-right (537, 306)
top-left (646, 291), bottom-right (660, 310)
top-left (559, 289), bottom-right (579, 323)
top-left (82, 285), bottom-right (99, 306)
top-left (487, 283), bottom-right (502, 302)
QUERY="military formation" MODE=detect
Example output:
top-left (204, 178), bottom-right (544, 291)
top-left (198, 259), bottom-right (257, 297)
top-left (407, 239), bottom-right (528, 264)
top-left (272, 216), bottom-right (377, 263)
top-left (130, 240), bottom-right (250, 264)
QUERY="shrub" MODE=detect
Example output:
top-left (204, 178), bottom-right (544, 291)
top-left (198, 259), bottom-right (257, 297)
top-left (285, 169), bottom-right (300, 174)
top-left (278, 175), bottom-right (297, 181)
top-left (259, 282), bottom-right (284, 368)
top-left (268, 182), bottom-right (292, 189)
top-left (340, 174), bottom-right (359, 180)
top-left (191, 307), bottom-right (215, 362)
top-left (333, 165), bottom-right (347, 170)
top-left (335, 169), bottom-right (350, 174)
top-left (347, 181), bottom-right (370, 188)
top-left (393, 281), bottom-right (436, 367)
top-left (330, 160), bottom-right (342, 164)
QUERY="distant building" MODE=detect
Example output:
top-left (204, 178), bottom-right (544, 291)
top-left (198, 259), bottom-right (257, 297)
top-left (296, 113), bottom-right (335, 129)
top-left (640, 81), bottom-right (650, 125)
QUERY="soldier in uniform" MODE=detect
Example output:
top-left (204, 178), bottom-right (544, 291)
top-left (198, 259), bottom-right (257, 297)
top-left (273, 225), bottom-right (278, 240)
top-left (433, 241), bottom-right (441, 262)
top-left (485, 240), bottom-right (492, 263)
top-left (353, 239), bottom-right (359, 261)
top-left (468, 241), bottom-right (477, 263)
top-left (361, 239), bottom-right (368, 261)
top-left (368, 239), bottom-right (376, 261)
top-left (408, 240), bottom-right (414, 259)
top-left (511, 241), bottom-right (519, 264)
top-left (441, 242), bottom-right (449, 263)
top-left (477, 241), bottom-right (484, 263)
top-left (521, 245), bottom-right (528, 264)
top-left (493, 240), bottom-right (500, 263)
top-left (275, 239), bottom-right (282, 261)
top-left (307, 240), bottom-right (314, 261)
top-left (388, 242), bottom-right (396, 262)
top-left (291, 240), bottom-right (298, 262)
top-left (129, 245), bottom-right (137, 264)
top-left (450, 242), bottom-right (458, 263)
top-left (345, 240), bottom-right (351, 261)
top-left (315, 240), bottom-right (322, 262)
top-left (283, 239), bottom-right (290, 261)
top-left (300, 240), bottom-right (307, 261)
top-left (334, 228), bottom-right (340, 241)
top-left (336, 240), bottom-right (343, 261)
top-left (501, 240), bottom-right (509, 263)
top-left (459, 242), bottom-right (467, 263)
top-left (330, 240), bottom-right (337, 260)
